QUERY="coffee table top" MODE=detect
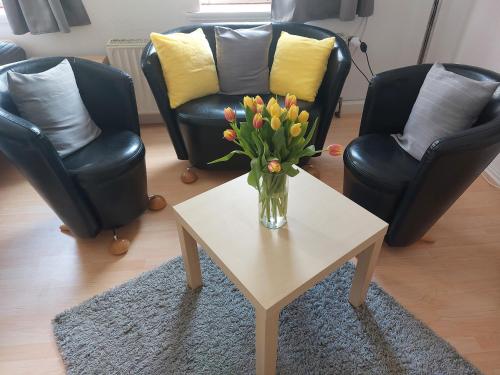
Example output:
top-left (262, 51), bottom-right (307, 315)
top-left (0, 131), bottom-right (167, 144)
top-left (173, 170), bottom-right (388, 311)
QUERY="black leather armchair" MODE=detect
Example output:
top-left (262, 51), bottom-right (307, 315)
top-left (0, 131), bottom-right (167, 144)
top-left (142, 23), bottom-right (351, 170)
top-left (0, 57), bottom-right (165, 254)
top-left (343, 64), bottom-right (500, 246)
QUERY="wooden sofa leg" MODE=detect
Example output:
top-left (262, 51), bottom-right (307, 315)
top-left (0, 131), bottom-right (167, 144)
top-left (181, 167), bottom-right (198, 184)
top-left (303, 164), bottom-right (320, 179)
top-left (59, 224), bottom-right (71, 233)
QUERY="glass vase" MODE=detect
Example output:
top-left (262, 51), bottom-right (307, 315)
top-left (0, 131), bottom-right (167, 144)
top-left (258, 173), bottom-right (289, 229)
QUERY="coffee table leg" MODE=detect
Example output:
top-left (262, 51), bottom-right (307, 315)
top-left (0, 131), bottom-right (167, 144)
top-left (177, 222), bottom-right (202, 289)
top-left (349, 236), bottom-right (384, 307)
top-left (255, 306), bottom-right (280, 375)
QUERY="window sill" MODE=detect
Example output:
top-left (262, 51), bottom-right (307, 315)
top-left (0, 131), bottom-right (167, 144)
top-left (187, 4), bottom-right (271, 23)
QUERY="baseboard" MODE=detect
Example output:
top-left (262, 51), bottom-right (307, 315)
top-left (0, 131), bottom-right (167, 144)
top-left (340, 100), bottom-right (364, 115)
top-left (139, 113), bottom-right (163, 125)
top-left (482, 170), bottom-right (500, 188)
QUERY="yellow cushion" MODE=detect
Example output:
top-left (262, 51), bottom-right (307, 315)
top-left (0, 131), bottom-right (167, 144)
top-left (150, 29), bottom-right (220, 109)
top-left (270, 31), bottom-right (335, 102)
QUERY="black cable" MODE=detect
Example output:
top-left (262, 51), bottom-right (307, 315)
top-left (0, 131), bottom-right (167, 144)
top-left (360, 42), bottom-right (375, 77)
top-left (348, 38), bottom-right (370, 83)
top-left (351, 59), bottom-right (370, 82)
top-left (365, 53), bottom-right (375, 77)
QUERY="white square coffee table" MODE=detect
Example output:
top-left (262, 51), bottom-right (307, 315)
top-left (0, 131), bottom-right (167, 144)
top-left (173, 170), bottom-right (388, 375)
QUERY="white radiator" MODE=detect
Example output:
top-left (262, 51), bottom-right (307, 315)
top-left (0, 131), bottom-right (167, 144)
top-left (106, 39), bottom-right (160, 123)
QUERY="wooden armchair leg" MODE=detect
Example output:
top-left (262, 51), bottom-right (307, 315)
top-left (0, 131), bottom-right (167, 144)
top-left (109, 229), bottom-right (130, 256)
top-left (148, 195), bottom-right (167, 211)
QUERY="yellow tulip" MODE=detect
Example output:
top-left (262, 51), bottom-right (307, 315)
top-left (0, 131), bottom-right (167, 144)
top-left (270, 102), bottom-right (282, 118)
top-left (271, 116), bottom-right (281, 130)
top-left (288, 104), bottom-right (299, 122)
top-left (298, 110), bottom-right (309, 123)
top-left (243, 96), bottom-right (256, 111)
top-left (290, 123), bottom-right (302, 137)
top-left (267, 97), bottom-right (277, 111)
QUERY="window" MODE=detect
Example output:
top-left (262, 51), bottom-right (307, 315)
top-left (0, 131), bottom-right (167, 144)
top-left (200, 0), bottom-right (271, 5)
top-left (199, 0), bottom-right (271, 13)
top-left (190, 0), bottom-right (271, 22)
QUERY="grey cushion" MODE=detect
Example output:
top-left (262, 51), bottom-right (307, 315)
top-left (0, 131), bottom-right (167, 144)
top-left (393, 63), bottom-right (499, 160)
top-left (8, 59), bottom-right (101, 157)
top-left (215, 24), bottom-right (272, 95)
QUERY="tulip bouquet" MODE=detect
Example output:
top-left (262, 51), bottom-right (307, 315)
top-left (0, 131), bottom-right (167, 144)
top-left (211, 94), bottom-right (343, 229)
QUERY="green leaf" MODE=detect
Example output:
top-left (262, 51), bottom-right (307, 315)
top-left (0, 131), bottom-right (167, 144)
top-left (208, 150), bottom-right (248, 164)
top-left (272, 127), bottom-right (287, 160)
top-left (248, 157), bottom-right (262, 190)
top-left (282, 162), bottom-right (300, 177)
top-left (304, 118), bottom-right (319, 146)
top-left (299, 144), bottom-right (319, 158)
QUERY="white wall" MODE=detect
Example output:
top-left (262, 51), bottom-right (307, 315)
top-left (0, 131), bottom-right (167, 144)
top-left (0, 0), bottom-right (198, 56)
top-left (449, 0), bottom-right (500, 185)
top-left (0, 0), bottom-right (436, 103)
top-left (312, 0), bottom-right (434, 102)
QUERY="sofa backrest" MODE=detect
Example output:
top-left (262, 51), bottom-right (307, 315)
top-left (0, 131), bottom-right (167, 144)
top-left (143, 22), bottom-right (349, 90)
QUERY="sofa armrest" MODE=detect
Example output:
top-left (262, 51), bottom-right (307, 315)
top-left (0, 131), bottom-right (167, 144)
top-left (141, 44), bottom-right (189, 160)
top-left (313, 35), bottom-right (351, 151)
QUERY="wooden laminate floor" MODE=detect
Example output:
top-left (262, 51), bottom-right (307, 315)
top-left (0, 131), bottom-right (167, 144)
top-left (1, 114), bottom-right (499, 374)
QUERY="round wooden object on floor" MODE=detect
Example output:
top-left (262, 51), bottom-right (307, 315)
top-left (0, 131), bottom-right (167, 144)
top-left (181, 168), bottom-right (198, 184)
top-left (148, 195), bottom-right (167, 211)
top-left (59, 224), bottom-right (71, 233)
top-left (109, 238), bottom-right (130, 256)
top-left (303, 164), bottom-right (320, 179)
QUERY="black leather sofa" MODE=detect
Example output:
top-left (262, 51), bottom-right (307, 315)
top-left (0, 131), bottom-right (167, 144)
top-left (0, 41), bottom-right (26, 65)
top-left (0, 57), bottom-right (164, 253)
top-left (343, 64), bottom-right (500, 246)
top-left (142, 23), bottom-right (351, 169)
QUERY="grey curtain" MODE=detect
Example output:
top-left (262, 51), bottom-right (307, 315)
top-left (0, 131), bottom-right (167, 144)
top-left (272, 0), bottom-right (374, 22)
top-left (3, 0), bottom-right (91, 35)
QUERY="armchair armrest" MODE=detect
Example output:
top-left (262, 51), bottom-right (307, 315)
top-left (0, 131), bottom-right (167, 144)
top-left (69, 58), bottom-right (141, 136)
top-left (387, 119), bottom-right (500, 245)
top-left (359, 64), bottom-right (433, 136)
top-left (0, 111), bottom-right (100, 237)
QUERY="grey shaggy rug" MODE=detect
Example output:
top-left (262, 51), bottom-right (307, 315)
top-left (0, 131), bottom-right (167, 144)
top-left (53, 251), bottom-right (480, 375)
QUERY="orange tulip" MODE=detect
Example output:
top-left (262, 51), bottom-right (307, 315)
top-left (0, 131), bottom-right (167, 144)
top-left (254, 95), bottom-right (264, 105)
top-left (267, 160), bottom-right (282, 173)
top-left (224, 107), bottom-right (236, 122)
top-left (327, 144), bottom-right (343, 156)
top-left (223, 129), bottom-right (237, 142)
top-left (285, 93), bottom-right (297, 109)
top-left (256, 104), bottom-right (264, 113)
top-left (253, 113), bottom-right (263, 129)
